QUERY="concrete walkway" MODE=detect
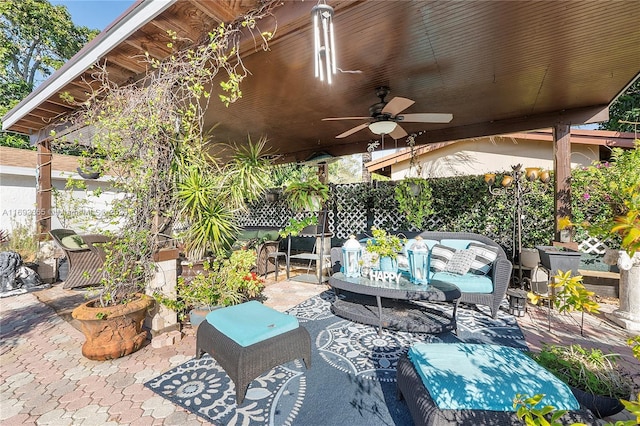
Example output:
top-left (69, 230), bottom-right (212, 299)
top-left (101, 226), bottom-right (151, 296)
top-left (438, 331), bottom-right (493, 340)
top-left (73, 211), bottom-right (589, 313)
top-left (1, 275), bottom-right (638, 425)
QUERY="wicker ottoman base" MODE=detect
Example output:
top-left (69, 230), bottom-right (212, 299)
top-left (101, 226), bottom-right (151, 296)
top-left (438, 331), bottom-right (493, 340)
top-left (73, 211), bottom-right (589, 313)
top-left (196, 320), bottom-right (311, 404)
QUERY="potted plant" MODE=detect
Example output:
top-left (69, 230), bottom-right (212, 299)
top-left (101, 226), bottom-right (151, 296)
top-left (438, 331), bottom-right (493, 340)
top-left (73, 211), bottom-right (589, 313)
top-left (529, 343), bottom-right (633, 418)
top-left (394, 177), bottom-right (434, 229)
top-left (284, 176), bottom-right (329, 212)
top-left (365, 227), bottom-right (406, 272)
top-left (156, 249), bottom-right (265, 326)
top-left (60, 10), bottom-right (276, 360)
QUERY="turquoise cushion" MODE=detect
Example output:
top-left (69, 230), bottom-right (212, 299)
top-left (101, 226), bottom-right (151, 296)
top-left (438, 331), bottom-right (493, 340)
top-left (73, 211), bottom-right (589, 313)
top-left (440, 239), bottom-right (474, 250)
top-left (205, 301), bottom-right (299, 347)
top-left (408, 343), bottom-right (580, 411)
top-left (431, 272), bottom-right (493, 293)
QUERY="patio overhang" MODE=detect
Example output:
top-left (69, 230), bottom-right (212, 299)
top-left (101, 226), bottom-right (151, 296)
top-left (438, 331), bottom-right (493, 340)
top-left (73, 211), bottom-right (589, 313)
top-left (2, 0), bottom-right (639, 159)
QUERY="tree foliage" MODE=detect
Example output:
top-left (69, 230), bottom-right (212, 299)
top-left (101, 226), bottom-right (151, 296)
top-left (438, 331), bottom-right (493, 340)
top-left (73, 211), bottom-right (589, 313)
top-left (0, 0), bottom-right (98, 147)
top-left (599, 78), bottom-right (640, 133)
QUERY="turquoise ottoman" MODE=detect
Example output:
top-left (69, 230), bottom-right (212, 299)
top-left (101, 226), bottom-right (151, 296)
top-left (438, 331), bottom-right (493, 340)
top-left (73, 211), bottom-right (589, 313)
top-left (397, 343), bottom-right (598, 425)
top-left (196, 301), bottom-right (311, 404)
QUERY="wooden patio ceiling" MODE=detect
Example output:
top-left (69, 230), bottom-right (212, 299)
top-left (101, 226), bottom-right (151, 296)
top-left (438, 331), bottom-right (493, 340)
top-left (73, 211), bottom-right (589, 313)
top-left (3, 0), bottom-right (640, 163)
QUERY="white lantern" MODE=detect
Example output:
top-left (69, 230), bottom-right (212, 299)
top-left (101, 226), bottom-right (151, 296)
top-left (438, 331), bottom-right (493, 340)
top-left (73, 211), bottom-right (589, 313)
top-left (407, 236), bottom-right (429, 284)
top-left (342, 235), bottom-right (362, 277)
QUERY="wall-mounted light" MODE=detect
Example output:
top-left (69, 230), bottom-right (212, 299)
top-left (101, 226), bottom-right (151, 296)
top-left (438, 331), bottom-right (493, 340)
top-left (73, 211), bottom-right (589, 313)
top-left (312, 3), bottom-right (336, 84)
top-left (369, 120), bottom-right (397, 135)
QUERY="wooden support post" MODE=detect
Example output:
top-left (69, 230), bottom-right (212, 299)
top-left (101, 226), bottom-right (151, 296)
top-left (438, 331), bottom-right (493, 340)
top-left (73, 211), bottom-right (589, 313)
top-left (36, 139), bottom-right (53, 240)
top-left (553, 123), bottom-right (571, 242)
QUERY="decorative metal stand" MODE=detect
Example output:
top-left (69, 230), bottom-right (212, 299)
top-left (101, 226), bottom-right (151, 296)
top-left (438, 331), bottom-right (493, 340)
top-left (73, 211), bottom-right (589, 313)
top-left (485, 164), bottom-right (550, 288)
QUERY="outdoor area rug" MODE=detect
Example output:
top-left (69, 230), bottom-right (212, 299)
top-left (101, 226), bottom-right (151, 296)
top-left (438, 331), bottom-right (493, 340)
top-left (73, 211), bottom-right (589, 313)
top-left (145, 290), bottom-right (527, 425)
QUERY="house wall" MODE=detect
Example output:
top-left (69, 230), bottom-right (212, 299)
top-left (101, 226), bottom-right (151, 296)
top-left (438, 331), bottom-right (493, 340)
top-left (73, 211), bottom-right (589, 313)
top-left (0, 147), bottom-right (116, 234)
top-left (391, 137), bottom-right (599, 179)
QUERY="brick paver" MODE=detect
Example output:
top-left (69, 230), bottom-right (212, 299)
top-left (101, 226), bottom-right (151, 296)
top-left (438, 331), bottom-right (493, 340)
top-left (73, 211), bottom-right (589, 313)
top-left (1, 276), bottom-right (637, 425)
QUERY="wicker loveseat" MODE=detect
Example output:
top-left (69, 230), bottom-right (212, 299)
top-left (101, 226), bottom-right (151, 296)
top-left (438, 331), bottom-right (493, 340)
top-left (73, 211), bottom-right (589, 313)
top-left (410, 231), bottom-right (511, 319)
top-left (331, 231), bottom-right (512, 318)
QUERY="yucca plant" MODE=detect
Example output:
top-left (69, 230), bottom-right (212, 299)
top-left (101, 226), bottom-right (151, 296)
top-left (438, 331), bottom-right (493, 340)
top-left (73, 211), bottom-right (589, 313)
top-left (174, 136), bottom-right (273, 261)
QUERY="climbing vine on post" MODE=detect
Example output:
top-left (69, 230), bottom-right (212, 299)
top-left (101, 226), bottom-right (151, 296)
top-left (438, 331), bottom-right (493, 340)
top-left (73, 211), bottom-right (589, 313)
top-left (55, 2), bottom-right (281, 306)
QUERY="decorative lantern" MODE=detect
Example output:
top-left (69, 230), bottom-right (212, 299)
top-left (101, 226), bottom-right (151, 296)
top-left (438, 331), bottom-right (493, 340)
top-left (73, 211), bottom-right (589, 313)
top-left (507, 288), bottom-right (528, 317)
top-left (407, 236), bottom-right (429, 284)
top-left (342, 235), bottom-right (362, 277)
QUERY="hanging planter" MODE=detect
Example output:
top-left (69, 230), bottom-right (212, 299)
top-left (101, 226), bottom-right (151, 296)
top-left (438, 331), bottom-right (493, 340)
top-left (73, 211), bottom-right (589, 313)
top-left (265, 190), bottom-right (279, 203)
top-left (394, 178), bottom-right (434, 229)
top-left (76, 166), bottom-right (101, 180)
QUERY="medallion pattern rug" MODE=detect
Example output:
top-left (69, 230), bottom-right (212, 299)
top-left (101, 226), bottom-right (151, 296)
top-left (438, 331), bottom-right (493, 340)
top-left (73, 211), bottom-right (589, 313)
top-left (145, 291), bottom-right (527, 425)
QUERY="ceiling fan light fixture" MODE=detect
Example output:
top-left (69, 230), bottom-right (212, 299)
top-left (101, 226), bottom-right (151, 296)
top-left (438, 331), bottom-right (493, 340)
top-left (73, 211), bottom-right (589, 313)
top-left (369, 120), bottom-right (397, 135)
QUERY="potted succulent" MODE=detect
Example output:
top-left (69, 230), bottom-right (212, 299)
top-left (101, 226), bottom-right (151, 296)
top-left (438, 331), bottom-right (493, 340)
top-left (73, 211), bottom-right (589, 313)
top-left (364, 227), bottom-right (406, 272)
top-left (529, 343), bottom-right (633, 418)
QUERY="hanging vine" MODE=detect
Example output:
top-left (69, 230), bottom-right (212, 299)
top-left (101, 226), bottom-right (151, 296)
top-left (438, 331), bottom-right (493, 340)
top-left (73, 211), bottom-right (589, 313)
top-left (53, 1), bottom-right (281, 306)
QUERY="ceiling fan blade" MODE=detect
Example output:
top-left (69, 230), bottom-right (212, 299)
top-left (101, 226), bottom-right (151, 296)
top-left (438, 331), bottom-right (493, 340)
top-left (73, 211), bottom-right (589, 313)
top-left (336, 123), bottom-right (369, 138)
top-left (382, 97), bottom-right (415, 116)
top-left (398, 113), bottom-right (453, 123)
top-left (389, 124), bottom-right (408, 140)
top-left (322, 117), bottom-right (370, 121)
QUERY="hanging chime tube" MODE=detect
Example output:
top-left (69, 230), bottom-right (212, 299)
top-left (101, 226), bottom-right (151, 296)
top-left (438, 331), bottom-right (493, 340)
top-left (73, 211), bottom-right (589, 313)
top-left (311, 4), bottom-right (336, 84)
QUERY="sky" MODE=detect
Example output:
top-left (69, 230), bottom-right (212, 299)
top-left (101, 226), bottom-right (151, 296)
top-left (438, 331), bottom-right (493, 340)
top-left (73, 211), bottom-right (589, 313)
top-left (50, 0), bottom-right (136, 31)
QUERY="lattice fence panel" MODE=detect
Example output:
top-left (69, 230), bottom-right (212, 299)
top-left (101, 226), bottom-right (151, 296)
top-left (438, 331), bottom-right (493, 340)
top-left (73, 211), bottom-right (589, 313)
top-left (332, 183), bottom-right (367, 239)
top-left (238, 191), bottom-right (291, 228)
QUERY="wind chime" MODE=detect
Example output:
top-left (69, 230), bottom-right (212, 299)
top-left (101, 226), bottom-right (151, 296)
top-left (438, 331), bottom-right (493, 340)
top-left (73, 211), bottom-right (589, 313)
top-left (312, 2), bottom-right (336, 84)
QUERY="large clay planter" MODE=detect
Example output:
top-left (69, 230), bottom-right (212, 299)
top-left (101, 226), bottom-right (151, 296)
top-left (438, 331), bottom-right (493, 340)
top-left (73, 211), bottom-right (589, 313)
top-left (72, 293), bottom-right (154, 361)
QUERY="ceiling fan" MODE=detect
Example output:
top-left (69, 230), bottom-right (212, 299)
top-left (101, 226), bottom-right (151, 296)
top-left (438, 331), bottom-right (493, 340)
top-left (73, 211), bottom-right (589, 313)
top-left (322, 86), bottom-right (453, 140)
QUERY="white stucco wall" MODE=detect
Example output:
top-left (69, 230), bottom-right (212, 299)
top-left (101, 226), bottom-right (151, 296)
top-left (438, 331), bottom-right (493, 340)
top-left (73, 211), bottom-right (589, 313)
top-left (0, 165), bottom-right (117, 234)
top-left (391, 137), bottom-right (599, 179)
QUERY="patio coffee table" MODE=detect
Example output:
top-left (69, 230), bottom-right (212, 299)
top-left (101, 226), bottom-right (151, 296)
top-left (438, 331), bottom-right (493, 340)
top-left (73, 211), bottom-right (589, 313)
top-left (329, 272), bottom-right (461, 335)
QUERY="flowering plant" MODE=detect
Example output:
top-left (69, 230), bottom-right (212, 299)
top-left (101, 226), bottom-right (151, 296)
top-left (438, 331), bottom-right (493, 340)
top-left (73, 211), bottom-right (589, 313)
top-left (155, 249), bottom-right (264, 320)
top-left (563, 140), bottom-right (640, 255)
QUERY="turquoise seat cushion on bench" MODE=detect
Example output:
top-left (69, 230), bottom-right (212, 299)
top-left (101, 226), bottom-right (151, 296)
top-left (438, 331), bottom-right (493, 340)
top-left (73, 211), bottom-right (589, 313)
top-left (206, 301), bottom-right (299, 347)
top-left (407, 342), bottom-right (580, 411)
top-left (431, 272), bottom-right (493, 293)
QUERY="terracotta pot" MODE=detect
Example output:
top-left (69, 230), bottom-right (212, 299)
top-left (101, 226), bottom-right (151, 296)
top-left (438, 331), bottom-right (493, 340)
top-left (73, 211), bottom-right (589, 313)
top-left (72, 293), bottom-right (154, 361)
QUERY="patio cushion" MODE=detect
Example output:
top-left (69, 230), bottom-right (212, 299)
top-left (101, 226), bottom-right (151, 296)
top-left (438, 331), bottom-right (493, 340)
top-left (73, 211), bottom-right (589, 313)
top-left (60, 235), bottom-right (88, 249)
top-left (407, 342), bottom-right (580, 411)
top-left (444, 249), bottom-right (475, 275)
top-left (205, 300), bottom-right (299, 347)
top-left (440, 239), bottom-right (474, 250)
top-left (429, 244), bottom-right (456, 272)
top-left (467, 242), bottom-right (499, 275)
top-left (431, 272), bottom-right (493, 293)
top-left (257, 229), bottom-right (280, 242)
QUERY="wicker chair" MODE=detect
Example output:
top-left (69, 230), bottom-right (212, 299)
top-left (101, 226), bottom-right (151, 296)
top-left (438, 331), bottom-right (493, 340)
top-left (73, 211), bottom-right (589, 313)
top-left (49, 229), bottom-right (110, 289)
